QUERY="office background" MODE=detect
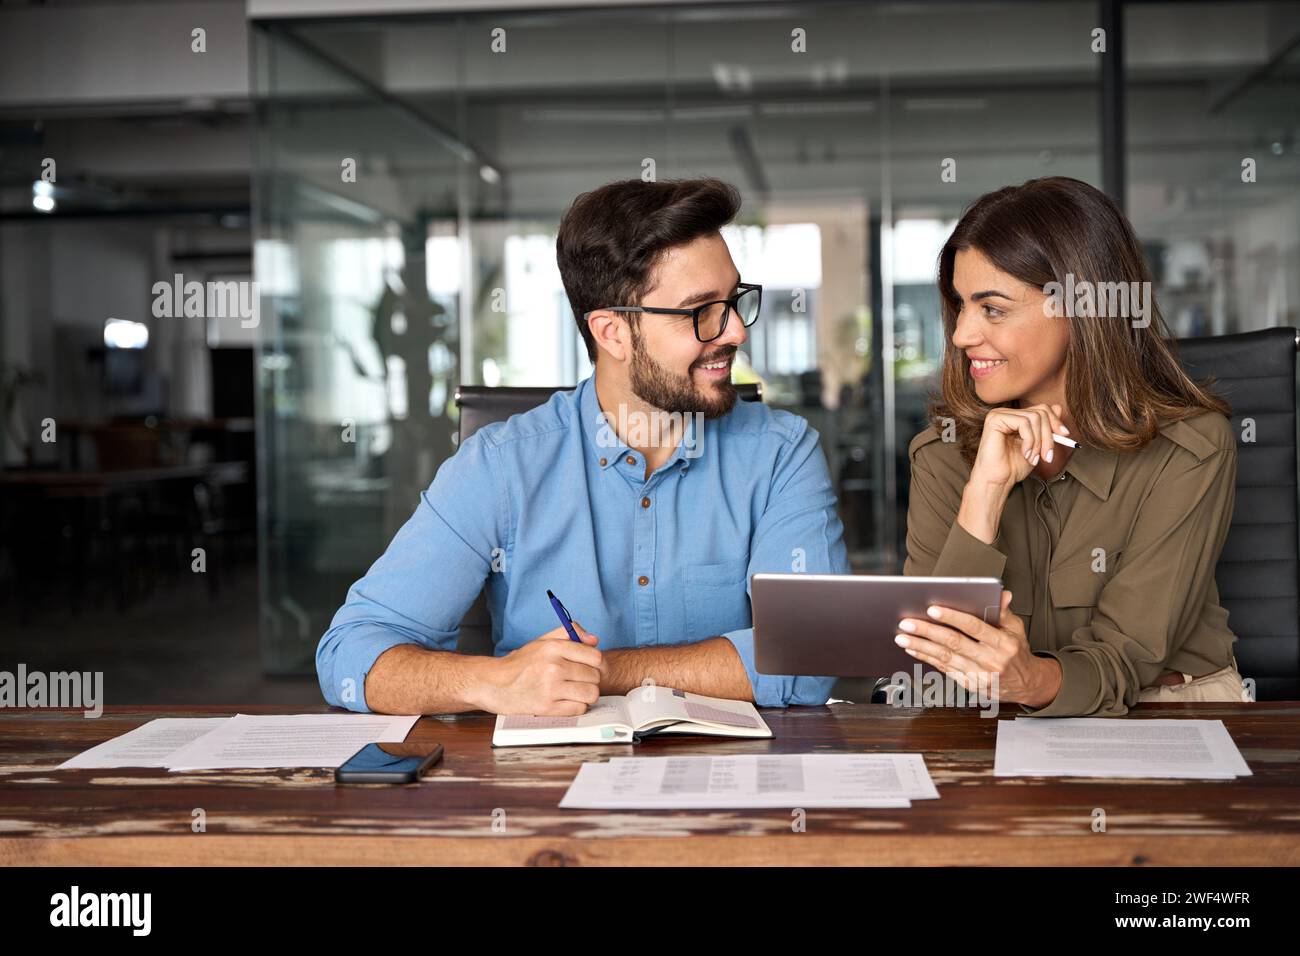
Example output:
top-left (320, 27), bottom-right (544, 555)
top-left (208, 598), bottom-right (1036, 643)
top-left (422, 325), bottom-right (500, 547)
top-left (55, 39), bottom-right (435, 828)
top-left (0, 0), bottom-right (1297, 701)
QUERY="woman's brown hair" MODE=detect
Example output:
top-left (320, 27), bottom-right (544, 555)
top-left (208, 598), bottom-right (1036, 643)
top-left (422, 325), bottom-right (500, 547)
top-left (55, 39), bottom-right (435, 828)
top-left (929, 176), bottom-right (1230, 465)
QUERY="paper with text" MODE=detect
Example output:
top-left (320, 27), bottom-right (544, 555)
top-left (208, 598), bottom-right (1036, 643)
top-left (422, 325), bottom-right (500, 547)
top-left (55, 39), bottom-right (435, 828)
top-left (57, 718), bottom-right (230, 769)
top-left (994, 718), bottom-right (1252, 778)
top-left (559, 753), bottom-right (937, 808)
top-left (164, 713), bottom-right (419, 770)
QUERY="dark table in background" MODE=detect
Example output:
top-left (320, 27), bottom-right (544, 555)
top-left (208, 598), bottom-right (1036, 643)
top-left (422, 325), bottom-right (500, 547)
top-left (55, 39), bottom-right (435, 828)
top-left (1, 702), bottom-right (1297, 866)
top-left (0, 461), bottom-right (250, 615)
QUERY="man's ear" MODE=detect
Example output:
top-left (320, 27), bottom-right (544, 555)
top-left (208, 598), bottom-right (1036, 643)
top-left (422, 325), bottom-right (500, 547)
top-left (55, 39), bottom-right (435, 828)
top-left (587, 310), bottom-right (631, 364)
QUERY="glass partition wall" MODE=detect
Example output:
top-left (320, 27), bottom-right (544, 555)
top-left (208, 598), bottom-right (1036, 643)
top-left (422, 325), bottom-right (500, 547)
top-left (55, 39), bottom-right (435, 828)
top-left (1125, 1), bottom-right (1300, 338)
top-left (251, 2), bottom-right (1114, 676)
top-left (252, 22), bottom-right (468, 672)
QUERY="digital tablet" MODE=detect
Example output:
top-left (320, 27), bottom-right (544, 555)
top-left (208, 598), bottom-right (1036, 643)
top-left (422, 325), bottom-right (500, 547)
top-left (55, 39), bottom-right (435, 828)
top-left (752, 573), bottom-right (1004, 677)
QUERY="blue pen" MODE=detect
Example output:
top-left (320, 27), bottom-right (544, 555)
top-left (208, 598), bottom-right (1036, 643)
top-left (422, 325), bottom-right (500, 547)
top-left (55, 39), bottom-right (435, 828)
top-left (546, 589), bottom-right (583, 642)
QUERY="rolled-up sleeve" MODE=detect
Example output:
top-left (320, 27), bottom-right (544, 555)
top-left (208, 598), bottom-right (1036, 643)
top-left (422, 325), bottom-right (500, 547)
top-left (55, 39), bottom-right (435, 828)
top-left (315, 432), bottom-right (506, 712)
top-left (729, 417), bottom-right (850, 707)
top-left (1021, 444), bottom-right (1237, 718)
top-left (724, 626), bottom-right (838, 707)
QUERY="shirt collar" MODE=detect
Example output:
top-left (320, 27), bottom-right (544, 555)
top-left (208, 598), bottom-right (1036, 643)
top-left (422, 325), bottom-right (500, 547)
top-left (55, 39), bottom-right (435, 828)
top-left (1062, 416), bottom-right (1220, 502)
top-left (1063, 441), bottom-right (1118, 501)
top-left (578, 376), bottom-right (707, 473)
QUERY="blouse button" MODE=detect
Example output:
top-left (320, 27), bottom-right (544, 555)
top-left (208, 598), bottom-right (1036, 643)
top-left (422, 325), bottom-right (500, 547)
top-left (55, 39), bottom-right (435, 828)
top-left (625, 455), bottom-right (636, 466)
top-left (637, 575), bottom-right (649, 586)
top-left (641, 497), bottom-right (651, 508)
top-left (599, 457), bottom-right (607, 467)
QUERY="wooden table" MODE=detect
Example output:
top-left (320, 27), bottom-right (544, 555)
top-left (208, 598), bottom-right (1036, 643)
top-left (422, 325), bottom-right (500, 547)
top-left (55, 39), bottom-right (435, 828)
top-left (2, 702), bottom-right (1297, 866)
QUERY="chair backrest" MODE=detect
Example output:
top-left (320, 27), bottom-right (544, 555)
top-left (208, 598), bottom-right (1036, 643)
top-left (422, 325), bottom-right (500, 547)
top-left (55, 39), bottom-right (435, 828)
top-left (451, 382), bottom-right (763, 655)
top-left (1176, 327), bottom-right (1299, 699)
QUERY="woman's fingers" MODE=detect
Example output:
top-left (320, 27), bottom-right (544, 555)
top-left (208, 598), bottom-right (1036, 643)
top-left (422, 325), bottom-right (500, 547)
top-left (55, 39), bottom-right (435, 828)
top-left (1031, 406), bottom-right (1055, 462)
top-left (917, 604), bottom-right (997, 645)
top-left (993, 411), bottom-right (1039, 465)
top-left (895, 632), bottom-right (981, 675)
top-left (982, 405), bottom-right (1075, 481)
top-left (995, 404), bottom-right (1073, 467)
top-left (1034, 403), bottom-right (1071, 460)
top-left (1050, 403), bottom-right (1070, 436)
top-left (896, 619), bottom-right (994, 670)
top-left (1017, 405), bottom-right (1056, 463)
top-left (1008, 416), bottom-right (1040, 465)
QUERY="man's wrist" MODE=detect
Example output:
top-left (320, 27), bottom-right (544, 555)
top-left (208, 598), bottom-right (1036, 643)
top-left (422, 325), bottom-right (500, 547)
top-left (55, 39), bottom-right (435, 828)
top-left (598, 648), bottom-right (627, 695)
top-left (460, 654), bottom-right (500, 713)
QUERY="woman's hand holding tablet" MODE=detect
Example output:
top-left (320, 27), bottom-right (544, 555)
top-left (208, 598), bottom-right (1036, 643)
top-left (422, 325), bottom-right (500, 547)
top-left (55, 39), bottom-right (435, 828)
top-left (894, 590), bottom-right (1062, 708)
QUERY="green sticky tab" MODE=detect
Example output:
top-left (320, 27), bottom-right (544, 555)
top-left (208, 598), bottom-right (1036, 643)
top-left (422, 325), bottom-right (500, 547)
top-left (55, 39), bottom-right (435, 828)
top-left (601, 727), bottom-right (616, 739)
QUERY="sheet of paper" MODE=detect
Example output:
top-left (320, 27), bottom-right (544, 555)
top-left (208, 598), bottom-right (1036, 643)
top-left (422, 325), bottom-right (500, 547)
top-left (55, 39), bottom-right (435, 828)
top-left (165, 713), bottom-right (420, 770)
top-left (560, 754), bottom-right (937, 809)
top-left (994, 718), bottom-right (1252, 779)
top-left (57, 717), bottom-right (230, 769)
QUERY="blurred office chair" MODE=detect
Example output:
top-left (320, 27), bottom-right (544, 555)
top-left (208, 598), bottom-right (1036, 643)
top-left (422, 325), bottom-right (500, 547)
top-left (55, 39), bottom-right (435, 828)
top-left (451, 382), bottom-right (764, 655)
top-left (1177, 326), bottom-right (1300, 700)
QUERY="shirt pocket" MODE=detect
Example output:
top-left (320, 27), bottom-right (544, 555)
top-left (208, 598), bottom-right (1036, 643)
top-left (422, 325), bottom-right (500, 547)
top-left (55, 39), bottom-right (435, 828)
top-left (1048, 558), bottom-right (1111, 609)
top-left (683, 559), bottom-right (752, 639)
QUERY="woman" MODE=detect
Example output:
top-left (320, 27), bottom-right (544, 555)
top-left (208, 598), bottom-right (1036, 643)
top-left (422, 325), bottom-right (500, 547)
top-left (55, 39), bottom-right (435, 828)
top-left (899, 176), bottom-right (1245, 716)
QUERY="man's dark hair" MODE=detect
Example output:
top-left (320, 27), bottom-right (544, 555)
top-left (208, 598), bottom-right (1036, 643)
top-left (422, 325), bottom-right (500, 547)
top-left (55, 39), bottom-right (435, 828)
top-left (556, 177), bottom-right (742, 362)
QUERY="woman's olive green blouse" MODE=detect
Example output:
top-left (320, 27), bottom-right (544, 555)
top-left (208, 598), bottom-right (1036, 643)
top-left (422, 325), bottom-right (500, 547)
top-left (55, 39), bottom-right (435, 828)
top-left (905, 410), bottom-right (1239, 717)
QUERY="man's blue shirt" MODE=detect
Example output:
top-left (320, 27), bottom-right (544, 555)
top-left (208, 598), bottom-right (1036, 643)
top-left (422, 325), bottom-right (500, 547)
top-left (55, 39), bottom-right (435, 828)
top-left (317, 376), bottom-right (848, 711)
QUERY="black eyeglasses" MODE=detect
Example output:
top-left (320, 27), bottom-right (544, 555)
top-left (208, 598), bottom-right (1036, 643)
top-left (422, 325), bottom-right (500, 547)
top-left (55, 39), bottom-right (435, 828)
top-left (585, 282), bottom-right (762, 343)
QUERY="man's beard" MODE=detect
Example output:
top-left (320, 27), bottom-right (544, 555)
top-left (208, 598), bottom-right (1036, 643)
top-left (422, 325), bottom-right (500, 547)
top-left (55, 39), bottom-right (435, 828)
top-left (628, 323), bottom-right (737, 419)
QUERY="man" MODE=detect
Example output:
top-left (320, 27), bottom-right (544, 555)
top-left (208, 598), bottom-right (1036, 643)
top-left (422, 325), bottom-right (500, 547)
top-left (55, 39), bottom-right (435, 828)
top-left (317, 177), bottom-right (848, 715)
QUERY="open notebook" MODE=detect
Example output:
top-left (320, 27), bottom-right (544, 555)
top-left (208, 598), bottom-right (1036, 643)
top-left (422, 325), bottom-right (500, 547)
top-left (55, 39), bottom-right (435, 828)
top-left (491, 686), bottom-right (772, 747)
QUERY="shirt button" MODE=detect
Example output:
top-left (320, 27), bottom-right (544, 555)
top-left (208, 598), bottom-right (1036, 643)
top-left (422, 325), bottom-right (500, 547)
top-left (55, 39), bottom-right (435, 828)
top-left (637, 575), bottom-right (649, 586)
top-left (641, 496), bottom-right (651, 508)
top-left (599, 457), bottom-right (607, 466)
top-left (625, 455), bottom-right (636, 466)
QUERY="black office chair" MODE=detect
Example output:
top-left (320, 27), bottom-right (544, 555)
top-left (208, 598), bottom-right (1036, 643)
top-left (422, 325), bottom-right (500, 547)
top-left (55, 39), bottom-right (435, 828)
top-left (451, 382), bottom-right (764, 655)
top-left (1176, 326), bottom-right (1300, 700)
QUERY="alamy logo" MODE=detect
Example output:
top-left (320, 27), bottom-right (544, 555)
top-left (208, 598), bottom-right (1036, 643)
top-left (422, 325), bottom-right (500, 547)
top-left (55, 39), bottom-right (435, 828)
top-left (1042, 273), bottom-right (1151, 328)
top-left (151, 274), bottom-right (260, 328)
top-left (49, 886), bottom-right (151, 936)
top-left (0, 664), bottom-right (102, 717)
top-left (886, 665), bottom-right (1000, 718)
top-left (594, 408), bottom-right (704, 458)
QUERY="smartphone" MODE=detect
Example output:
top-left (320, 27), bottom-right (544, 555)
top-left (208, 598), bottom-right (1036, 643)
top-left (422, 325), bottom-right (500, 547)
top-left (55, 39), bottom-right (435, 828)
top-left (335, 742), bottom-right (444, 784)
